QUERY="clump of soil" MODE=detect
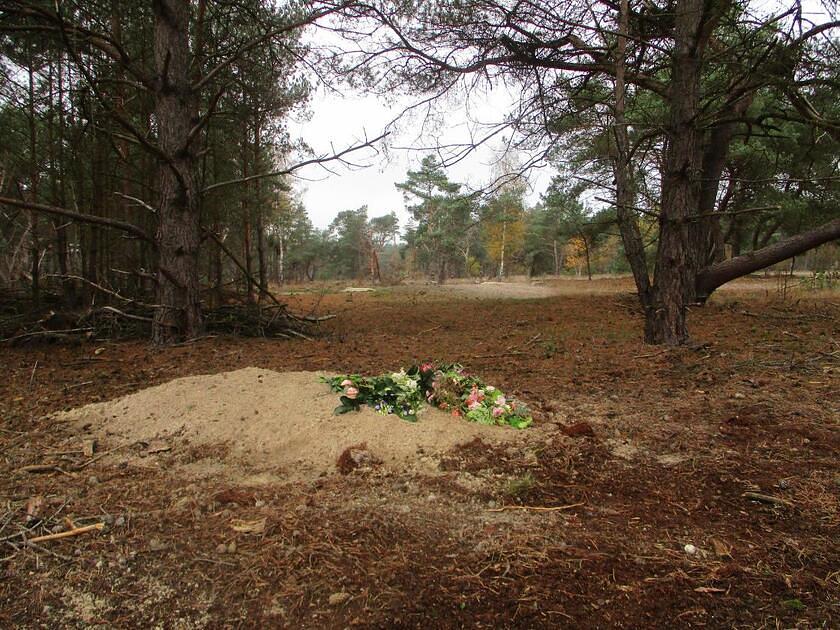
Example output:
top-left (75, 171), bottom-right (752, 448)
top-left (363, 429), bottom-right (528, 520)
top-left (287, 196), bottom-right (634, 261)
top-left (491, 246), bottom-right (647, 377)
top-left (56, 367), bottom-right (525, 477)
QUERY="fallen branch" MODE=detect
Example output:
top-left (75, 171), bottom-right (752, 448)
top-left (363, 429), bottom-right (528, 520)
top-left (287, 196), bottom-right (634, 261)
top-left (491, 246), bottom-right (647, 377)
top-left (73, 442), bottom-right (134, 470)
top-left (46, 274), bottom-right (160, 309)
top-left (1, 327), bottom-right (94, 343)
top-left (26, 522), bottom-right (104, 544)
top-left (471, 351), bottom-right (527, 359)
top-left (488, 502), bottom-right (585, 513)
top-left (16, 464), bottom-right (76, 477)
top-left (97, 305), bottom-right (155, 324)
top-left (62, 380), bottom-right (94, 392)
top-left (742, 492), bottom-right (794, 508)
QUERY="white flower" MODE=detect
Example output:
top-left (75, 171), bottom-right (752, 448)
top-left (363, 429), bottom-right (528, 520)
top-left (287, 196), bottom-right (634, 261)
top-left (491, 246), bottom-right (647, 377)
top-left (485, 385), bottom-right (495, 392)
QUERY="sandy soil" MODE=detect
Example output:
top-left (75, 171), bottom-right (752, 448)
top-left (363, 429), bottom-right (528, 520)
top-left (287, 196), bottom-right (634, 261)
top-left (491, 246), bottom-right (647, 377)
top-left (57, 368), bottom-right (528, 479)
top-left (1, 276), bottom-right (837, 629)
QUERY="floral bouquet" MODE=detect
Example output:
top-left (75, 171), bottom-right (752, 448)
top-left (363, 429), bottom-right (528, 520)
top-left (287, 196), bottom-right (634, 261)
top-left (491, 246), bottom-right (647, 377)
top-left (322, 363), bottom-right (532, 429)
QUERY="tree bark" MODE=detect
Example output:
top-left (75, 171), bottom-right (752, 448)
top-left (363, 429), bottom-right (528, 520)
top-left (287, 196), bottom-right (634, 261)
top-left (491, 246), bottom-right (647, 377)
top-left (581, 232), bottom-right (592, 281)
top-left (695, 95), bottom-right (754, 268)
top-left (27, 58), bottom-right (40, 306)
top-left (645, 0), bottom-right (713, 345)
top-left (241, 125), bottom-right (255, 303)
top-left (613, 0), bottom-right (652, 308)
top-left (151, 0), bottom-right (202, 343)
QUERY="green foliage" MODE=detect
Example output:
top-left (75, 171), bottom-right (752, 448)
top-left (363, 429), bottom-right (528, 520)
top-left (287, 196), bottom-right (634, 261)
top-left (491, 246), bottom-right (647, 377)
top-left (397, 156), bottom-right (476, 278)
top-left (781, 598), bottom-right (806, 612)
top-left (323, 363), bottom-right (533, 429)
top-left (504, 473), bottom-right (536, 500)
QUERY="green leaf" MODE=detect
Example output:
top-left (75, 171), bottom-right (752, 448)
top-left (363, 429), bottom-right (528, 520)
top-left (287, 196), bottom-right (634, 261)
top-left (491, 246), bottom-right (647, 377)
top-left (782, 599), bottom-right (805, 612)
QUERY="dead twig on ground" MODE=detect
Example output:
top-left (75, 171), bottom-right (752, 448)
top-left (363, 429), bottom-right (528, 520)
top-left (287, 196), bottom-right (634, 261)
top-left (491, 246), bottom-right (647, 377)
top-left (472, 351), bottom-right (528, 359)
top-left (488, 502), bottom-right (585, 513)
top-left (16, 464), bottom-right (76, 477)
top-left (742, 492), bottom-right (794, 508)
top-left (62, 380), bottom-right (94, 392)
top-left (1, 327), bottom-right (94, 343)
top-left (414, 324), bottom-right (442, 337)
top-left (72, 443), bottom-right (131, 470)
top-left (26, 522), bottom-right (104, 544)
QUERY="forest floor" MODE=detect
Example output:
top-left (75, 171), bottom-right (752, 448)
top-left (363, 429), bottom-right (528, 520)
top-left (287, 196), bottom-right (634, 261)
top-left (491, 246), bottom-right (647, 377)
top-left (0, 276), bottom-right (838, 629)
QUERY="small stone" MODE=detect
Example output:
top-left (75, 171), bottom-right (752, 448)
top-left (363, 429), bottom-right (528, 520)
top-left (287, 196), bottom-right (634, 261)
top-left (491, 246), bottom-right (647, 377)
top-left (684, 544), bottom-right (697, 555)
top-left (227, 541), bottom-right (237, 554)
top-left (426, 494), bottom-right (436, 502)
top-left (254, 499), bottom-right (265, 508)
top-left (114, 516), bottom-right (126, 527)
top-left (87, 476), bottom-right (99, 485)
top-left (102, 514), bottom-right (115, 526)
top-left (733, 392), bottom-right (745, 399)
top-left (149, 538), bottom-right (165, 552)
top-left (50, 524), bottom-right (65, 534)
top-left (216, 543), bottom-right (228, 554)
top-left (328, 592), bottom-right (350, 606)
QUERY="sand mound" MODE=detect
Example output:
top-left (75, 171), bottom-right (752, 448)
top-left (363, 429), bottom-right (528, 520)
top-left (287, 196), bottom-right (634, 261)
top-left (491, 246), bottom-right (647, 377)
top-left (58, 368), bottom-right (525, 478)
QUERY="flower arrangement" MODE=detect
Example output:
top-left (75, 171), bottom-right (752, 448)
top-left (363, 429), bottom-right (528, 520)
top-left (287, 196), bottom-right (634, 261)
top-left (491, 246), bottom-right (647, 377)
top-left (322, 363), bottom-right (532, 429)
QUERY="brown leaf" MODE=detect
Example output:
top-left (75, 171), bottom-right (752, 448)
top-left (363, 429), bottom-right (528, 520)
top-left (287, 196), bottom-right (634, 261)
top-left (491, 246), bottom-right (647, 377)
top-left (25, 495), bottom-right (45, 521)
top-left (230, 518), bottom-right (266, 534)
top-left (710, 537), bottom-right (732, 558)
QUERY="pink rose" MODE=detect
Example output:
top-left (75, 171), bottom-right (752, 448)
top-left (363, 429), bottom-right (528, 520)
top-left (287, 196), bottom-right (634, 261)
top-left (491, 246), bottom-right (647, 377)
top-left (420, 362), bottom-right (434, 372)
top-left (468, 400), bottom-right (482, 411)
top-left (496, 396), bottom-right (506, 406)
top-left (345, 387), bottom-right (359, 399)
top-left (492, 406), bottom-right (505, 418)
top-left (340, 379), bottom-right (353, 387)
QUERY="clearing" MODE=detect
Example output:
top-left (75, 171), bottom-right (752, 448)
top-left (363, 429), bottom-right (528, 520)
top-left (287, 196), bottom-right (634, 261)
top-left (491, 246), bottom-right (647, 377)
top-left (1, 276), bottom-right (837, 628)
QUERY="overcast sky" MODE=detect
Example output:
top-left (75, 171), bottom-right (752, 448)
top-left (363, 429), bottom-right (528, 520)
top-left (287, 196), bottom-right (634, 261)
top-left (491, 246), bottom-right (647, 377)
top-left (284, 83), bottom-right (554, 230)
top-left (283, 0), bottom-right (834, 231)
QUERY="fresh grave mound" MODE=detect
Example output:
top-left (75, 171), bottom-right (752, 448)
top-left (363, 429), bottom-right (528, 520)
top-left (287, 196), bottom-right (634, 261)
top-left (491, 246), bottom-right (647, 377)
top-left (59, 367), bottom-right (525, 477)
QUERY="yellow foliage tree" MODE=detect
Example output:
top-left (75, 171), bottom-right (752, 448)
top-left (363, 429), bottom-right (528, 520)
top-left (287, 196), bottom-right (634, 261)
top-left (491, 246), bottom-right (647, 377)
top-left (483, 192), bottom-right (525, 276)
top-left (564, 236), bottom-right (589, 277)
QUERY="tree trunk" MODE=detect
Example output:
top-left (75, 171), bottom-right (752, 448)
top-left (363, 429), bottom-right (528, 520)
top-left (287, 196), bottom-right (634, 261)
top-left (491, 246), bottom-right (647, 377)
top-left (277, 234), bottom-right (285, 284)
top-left (695, 96), bottom-right (754, 268)
top-left (645, 0), bottom-right (710, 345)
top-left (212, 224), bottom-right (223, 307)
top-left (27, 59), bottom-right (40, 306)
top-left (613, 0), bottom-right (652, 309)
top-left (581, 233), bottom-right (592, 281)
top-left (498, 220), bottom-right (506, 278)
top-left (256, 208), bottom-right (267, 301)
top-left (241, 126), bottom-right (255, 303)
top-left (253, 119), bottom-right (268, 302)
top-left (152, 0), bottom-right (202, 343)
